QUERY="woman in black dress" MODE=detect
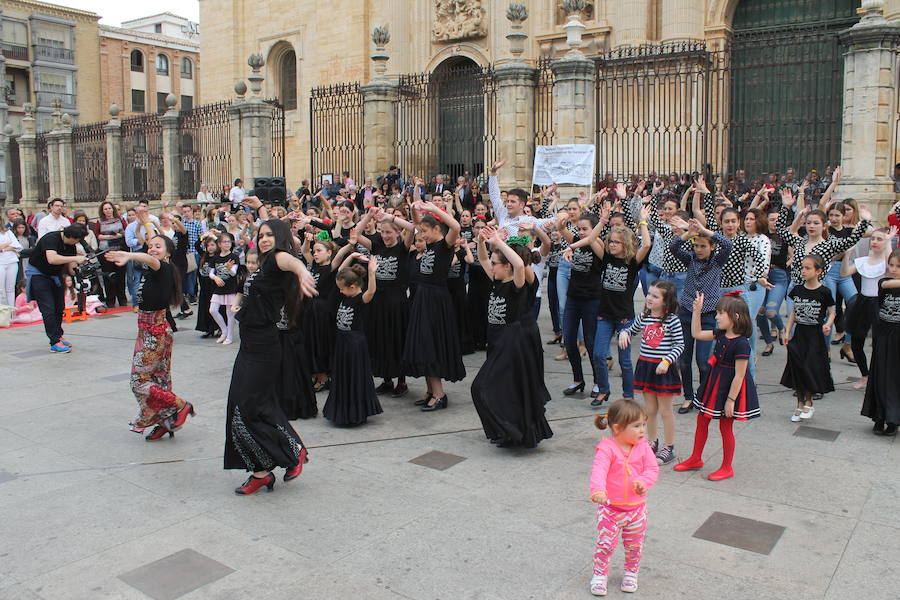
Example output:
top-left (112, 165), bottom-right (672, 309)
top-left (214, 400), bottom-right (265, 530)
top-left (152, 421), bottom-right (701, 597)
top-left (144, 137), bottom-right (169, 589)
top-left (471, 228), bottom-right (552, 447)
top-left (402, 196), bottom-right (465, 410)
top-left (463, 219), bottom-right (491, 351)
top-left (356, 207), bottom-right (415, 397)
top-left (225, 216), bottom-right (317, 496)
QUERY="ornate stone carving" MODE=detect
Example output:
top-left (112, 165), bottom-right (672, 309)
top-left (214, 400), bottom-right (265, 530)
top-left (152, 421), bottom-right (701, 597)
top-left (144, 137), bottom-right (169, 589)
top-left (433, 0), bottom-right (486, 42)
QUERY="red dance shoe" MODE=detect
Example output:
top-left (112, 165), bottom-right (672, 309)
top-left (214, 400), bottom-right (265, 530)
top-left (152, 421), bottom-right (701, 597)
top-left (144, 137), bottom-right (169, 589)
top-left (235, 472), bottom-right (275, 495)
top-left (171, 402), bottom-right (195, 430)
top-left (145, 425), bottom-right (173, 442)
top-left (284, 448), bottom-right (309, 482)
top-left (673, 457), bottom-right (704, 471)
top-left (707, 467), bottom-right (734, 481)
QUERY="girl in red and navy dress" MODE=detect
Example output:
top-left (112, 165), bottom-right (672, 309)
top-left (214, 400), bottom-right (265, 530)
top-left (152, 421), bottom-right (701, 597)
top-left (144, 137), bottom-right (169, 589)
top-left (675, 292), bottom-right (759, 481)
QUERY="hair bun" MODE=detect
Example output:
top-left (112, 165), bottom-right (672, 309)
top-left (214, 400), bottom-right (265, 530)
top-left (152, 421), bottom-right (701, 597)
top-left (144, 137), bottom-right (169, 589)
top-left (594, 415), bottom-right (608, 430)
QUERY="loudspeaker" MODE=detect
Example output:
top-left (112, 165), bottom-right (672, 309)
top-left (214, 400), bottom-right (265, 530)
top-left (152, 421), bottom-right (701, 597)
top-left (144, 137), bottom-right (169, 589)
top-left (268, 176), bottom-right (287, 205)
top-left (269, 177), bottom-right (285, 187)
top-left (254, 177), bottom-right (271, 189)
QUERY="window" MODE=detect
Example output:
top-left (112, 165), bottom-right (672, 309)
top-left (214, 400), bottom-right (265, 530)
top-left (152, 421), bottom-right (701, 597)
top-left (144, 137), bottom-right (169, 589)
top-left (131, 89), bottom-right (145, 112)
top-left (2, 20), bottom-right (27, 46)
top-left (155, 53), bottom-right (169, 76)
top-left (154, 23), bottom-right (162, 33)
top-left (180, 57), bottom-right (193, 79)
top-left (180, 95), bottom-right (193, 111)
top-left (279, 50), bottom-right (297, 111)
top-left (157, 92), bottom-right (168, 113)
top-left (130, 49), bottom-right (144, 72)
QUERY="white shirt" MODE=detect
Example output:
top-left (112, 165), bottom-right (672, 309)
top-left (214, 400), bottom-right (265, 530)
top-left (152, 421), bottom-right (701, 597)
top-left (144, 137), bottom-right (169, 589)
top-left (488, 175), bottom-right (554, 238)
top-left (37, 214), bottom-right (70, 239)
top-left (229, 186), bottom-right (247, 204)
top-left (856, 257), bottom-right (886, 297)
top-left (0, 230), bottom-right (22, 264)
top-left (196, 191), bottom-right (215, 204)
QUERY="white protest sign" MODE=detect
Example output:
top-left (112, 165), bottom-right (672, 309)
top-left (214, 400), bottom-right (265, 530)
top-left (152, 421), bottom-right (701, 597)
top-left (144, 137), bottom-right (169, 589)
top-left (532, 144), bottom-right (596, 186)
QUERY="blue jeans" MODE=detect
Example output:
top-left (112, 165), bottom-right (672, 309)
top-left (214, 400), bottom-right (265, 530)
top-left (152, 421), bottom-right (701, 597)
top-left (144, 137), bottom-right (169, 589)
top-left (593, 317), bottom-right (634, 398)
top-left (564, 296), bottom-right (599, 384)
top-left (742, 283), bottom-right (766, 380)
top-left (757, 267), bottom-right (789, 344)
top-left (661, 271), bottom-right (686, 305)
top-left (547, 266), bottom-right (561, 335)
top-left (642, 263), bottom-right (663, 296)
top-left (824, 261), bottom-right (857, 343)
top-left (126, 261), bottom-right (140, 305)
top-left (182, 259), bottom-right (198, 298)
top-left (556, 259), bottom-right (583, 343)
top-left (678, 307), bottom-right (716, 401)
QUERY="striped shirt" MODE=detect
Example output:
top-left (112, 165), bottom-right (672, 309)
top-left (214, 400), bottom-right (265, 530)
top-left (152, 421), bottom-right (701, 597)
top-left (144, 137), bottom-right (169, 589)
top-left (626, 312), bottom-right (685, 364)
top-left (669, 233), bottom-right (733, 313)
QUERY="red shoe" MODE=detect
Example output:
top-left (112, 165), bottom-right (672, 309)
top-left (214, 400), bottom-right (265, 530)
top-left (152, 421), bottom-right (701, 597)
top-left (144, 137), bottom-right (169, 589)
top-left (707, 467), bottom-right (734, 481)
top-left (235, 472), bottom-right (275, 495)
top-left (284, 448), bottom-right (309, 482)
top-left (145, 425), bottom-right (173, 442)
top-left (171, 402), bottom-right (195, 430)
top-left (673, 457), bottom-right (704, 471)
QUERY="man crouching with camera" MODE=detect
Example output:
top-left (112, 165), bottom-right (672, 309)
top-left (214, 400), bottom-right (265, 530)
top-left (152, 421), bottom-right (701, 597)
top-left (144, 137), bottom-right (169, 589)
top-left (26, 224), bottom-right (87, 353)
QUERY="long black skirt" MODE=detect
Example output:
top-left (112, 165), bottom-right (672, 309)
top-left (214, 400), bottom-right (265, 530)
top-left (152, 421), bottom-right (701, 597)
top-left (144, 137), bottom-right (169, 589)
top-left (366, 287), bottom-right (408, 379)
top-left (302, 296), bottom-right (335, 374)
top-left (465, 271), bottom-right (491, 349)
top-left (224, 324), bottom-right (305, 472)
top-left (279, 328), bottom-right (318, 420)
top-left (195, 276), bottom-right (224, 334)
top-left (449, 278), bottom-right (472, 354)
top-left (471, 323), bottom-right (553, 448)
top-left (844, 295), bottom-right (877, 338)
top-left (520, 315), bottom-right (546, 386)
top-left (780, 324), bottom-right (834, 395)
top-left (861, 321), bottom-right (900, 425)
top-left (323, 330), bottom-right (382, 426)
top-left (402, 283), bottom-right (466, 381)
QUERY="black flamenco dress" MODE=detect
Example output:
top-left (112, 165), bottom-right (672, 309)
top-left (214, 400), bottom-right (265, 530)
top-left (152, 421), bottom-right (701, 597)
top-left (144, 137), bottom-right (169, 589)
top-left (447, 250), bottom-right (471, 354)
top-left (861, 282), bottom-right (900, 426)
top-left (365, 239), bottom-right (410, 379)
top-left (278, 320), bottom-right (317, 419)
top-left (694, 330), bottom-right (761, 420)
top-left (323, 294), bottom-right (383, 426)
top-left (401, 239), bottom-right (466, 381)
top-left (464, 252), bottom-right (491, 351)
top-left (780, 285), bottom-right (835, 395)
top-left (302, 262), bottom-right (337, 375)
top-left (194, 243), bottom-right (225, 335)
top-left (519, 275), bottom-right (549, 392)
top-left (224, 252), bottom-right (306, 473)
top-left (471, 279), bottom-right (553, 447)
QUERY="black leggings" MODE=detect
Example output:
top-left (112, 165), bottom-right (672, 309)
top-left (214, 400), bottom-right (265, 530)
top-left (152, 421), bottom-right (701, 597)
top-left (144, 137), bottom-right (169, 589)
top-left (848, 296), bottom-right (878, 377)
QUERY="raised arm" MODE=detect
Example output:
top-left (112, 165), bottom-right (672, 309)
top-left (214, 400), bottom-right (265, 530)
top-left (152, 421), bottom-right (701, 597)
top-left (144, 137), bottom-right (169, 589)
top-left (274, 249), bottom-right (317, 298)
top-left (491, 230), bottom-right (526, 289)
top-left (362, 257), bottom-right (377, 303)
top-left (488, 160), bottom-right (508, 223)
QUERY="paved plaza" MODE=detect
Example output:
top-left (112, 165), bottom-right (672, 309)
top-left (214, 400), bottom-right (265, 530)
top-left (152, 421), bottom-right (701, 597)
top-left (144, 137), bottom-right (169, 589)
top-left (0, 307), bottom-right (898, 600)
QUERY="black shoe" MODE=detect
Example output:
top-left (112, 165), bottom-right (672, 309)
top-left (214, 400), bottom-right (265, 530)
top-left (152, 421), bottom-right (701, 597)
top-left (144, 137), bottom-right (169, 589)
top-left (831, 334), bottom-right (845, 345)
top-left (375, 381), bottom-right (395, 394)
top-left (391, 382), bottom-right (409, 397)
top-left (591, 392), bottom-right (610, 407)
top-left (546, 334), bottom-right (562, 345)
top-left (201, 331), bottom-right (214, 339)
top-left (812, 393), bottom-right (823, 401)
top-left (678, 400), bottom-right (694, 414)
top-left (563, 382), bottom-right (585, 396)
top-left (873, 421), bottom-right (886, 435)
top-left (762, 344), bottom-right (774, 357)
top-left (313, 379), bottom-right (330, 393)
top-left (415, 392), bottom-right (432, 406)
top-left (421, 395), bottom-right (448, 411)
top-left (839, 348), bottom-right (856, 364)
top-left (176, 311), bottom-right (194, 320)
top-left (884, 424), bottom-right (898, 437)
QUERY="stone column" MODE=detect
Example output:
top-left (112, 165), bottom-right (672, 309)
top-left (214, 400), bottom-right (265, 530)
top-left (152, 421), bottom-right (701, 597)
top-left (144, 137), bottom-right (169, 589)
top-left (18, 104), bottom-right (41, 205)
top-left (836, 3), bottom-right (900, 219)
top-left (0, 52), bottom-right (8, 201)
top-left (227, 82), bottom-right (247, 188)
top-left (105, 105), bottom-right (124, 202)
top-left (57, 114), bottom-right (75, 202)
top-left (551, 57), bottom-right (595, 145)
top-left (45, 102), bottom-right (63, 199)
top-left (494, 63), bottom-right (537, 189)
top-left (361, 81), bottom-right (399, 182)
top-left (160, 94), bottom-right (181, 204)
top-left (229, 55), bottom-right (275, 183)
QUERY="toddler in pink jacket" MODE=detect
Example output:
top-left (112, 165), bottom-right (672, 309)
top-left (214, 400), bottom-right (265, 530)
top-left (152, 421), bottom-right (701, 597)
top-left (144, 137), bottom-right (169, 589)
top-left (589, 399), bottom-right (659, 596)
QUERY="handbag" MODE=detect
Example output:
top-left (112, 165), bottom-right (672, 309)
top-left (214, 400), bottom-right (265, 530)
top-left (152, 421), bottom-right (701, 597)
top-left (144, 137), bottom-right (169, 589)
top-left (187, 253), bottom-right (198, 273)
top-left (0, 305), bottom-right (12, 328)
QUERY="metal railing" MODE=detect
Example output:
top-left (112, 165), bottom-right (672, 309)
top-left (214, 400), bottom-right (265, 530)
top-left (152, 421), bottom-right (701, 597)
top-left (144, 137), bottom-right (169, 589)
top-left (32, 44), bottom-right (74, 63)
top-left (35, 91), bottom-right (76, 108)
top-left (1, 42), bottom-right (28, 60)
top-left (309, 83), bottom-right (364, 185)
top-left (121, 114), bottom-right (164, 202)
top-left (72, 121), bottom-right (108, 202)
top-left (178, 100), bottom-right (231, 198)
top-left (534, 57), bottom-right (555, 149)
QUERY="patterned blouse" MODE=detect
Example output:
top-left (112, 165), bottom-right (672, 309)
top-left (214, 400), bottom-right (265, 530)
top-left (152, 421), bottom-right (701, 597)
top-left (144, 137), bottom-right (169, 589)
top-left (648, 194), bottom-right (688, 274)
top-left (776, 205), bottom-right (870, 284)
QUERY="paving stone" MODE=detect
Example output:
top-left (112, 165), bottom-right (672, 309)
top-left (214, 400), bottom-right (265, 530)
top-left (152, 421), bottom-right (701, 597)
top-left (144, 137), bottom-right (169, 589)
top-left (408, 450), bottom-right (466, 470)
top-left (103, 373), bottom-right (132, 382)
top-left (693, 511), bottom-right (786, 555)
top-left (11, 349), bottom-right (48, 359)
top-left (793, 425), bottom-right (841, 442)
top-left (117, 548), bottom-right (234, 600)
top-left (0, 470), bottom-right (16, 484)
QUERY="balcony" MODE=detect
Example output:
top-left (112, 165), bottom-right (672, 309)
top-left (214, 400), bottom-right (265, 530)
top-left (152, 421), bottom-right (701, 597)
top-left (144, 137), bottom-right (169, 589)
top-left (35, 91), bottom-right (75, 108)
top-left (33, 44), bottom-right (74, 64)
top-left (1, 43), bottom-right (28, 61)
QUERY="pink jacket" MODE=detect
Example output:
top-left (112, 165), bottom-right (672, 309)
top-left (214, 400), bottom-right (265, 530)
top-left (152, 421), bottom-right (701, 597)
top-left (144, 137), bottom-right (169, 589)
top-left (590, 437), bottom-right (659, 508)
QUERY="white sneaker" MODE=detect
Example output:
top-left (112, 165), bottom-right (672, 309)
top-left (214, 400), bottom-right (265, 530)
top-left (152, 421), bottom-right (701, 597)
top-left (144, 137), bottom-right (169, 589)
top-left (790, 409), bottom-right (802, 422)
top-left (590, 574), bottom-right (608, 596)
top-left (800, 406), bottom-right (814, 420)
top-left (621, 571), bottom-right (639, 593)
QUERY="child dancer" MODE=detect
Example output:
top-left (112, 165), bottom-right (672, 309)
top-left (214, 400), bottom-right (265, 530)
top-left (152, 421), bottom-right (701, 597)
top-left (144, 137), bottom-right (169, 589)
top-left (323, 255), bottom-right (383, 426)
top-left (861, 248), bottom-right (900, 436)
top-left (780, 254), bottom-right (835, 421)
top-left (589, 399), bottom-right (659, 596)
top-left (195, 233), bottom-right (222, 339)
top-left (674, 292), bottom-right (760, 480)
top-left (107, 236), bottom-right (195, 441)
top-left (207, 231), bottom-right (240, 345)
top-left (300, 234), bottom-right (339, 392)
top-left (619, 281), bottom-right (684, 464)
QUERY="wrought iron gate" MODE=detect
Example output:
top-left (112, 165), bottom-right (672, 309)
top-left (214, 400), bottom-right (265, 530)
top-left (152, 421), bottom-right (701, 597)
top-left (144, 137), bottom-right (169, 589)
top-left (178, 100), bottom-right (231, 198)
top-left (268, 99), bottom-right (286, 179)
top-left (120, 114), bottom-right (164, 202)
top-left (309, 83), bottom-right (364, 185)
top-left (7, 137), bottom-right (21, 203)
top-left (72, 121), bottom-right (108, 202)
top-left (37, 134), bottom-right (49, 202)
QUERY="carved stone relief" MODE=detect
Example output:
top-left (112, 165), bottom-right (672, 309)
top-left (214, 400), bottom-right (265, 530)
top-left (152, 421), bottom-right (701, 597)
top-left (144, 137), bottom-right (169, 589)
top-left (433, 0), bottom-right (487, 42)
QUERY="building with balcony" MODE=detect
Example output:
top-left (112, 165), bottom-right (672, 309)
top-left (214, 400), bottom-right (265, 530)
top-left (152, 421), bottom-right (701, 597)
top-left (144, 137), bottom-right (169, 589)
top-left (99, 13), bottom-right (200, 118)
top-left (0, 0), bottom-right (102, 132)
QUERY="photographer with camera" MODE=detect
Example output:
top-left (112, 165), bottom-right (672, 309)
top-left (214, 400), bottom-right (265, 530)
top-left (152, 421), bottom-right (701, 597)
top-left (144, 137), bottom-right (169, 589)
top-left (26, 224), bottom-right (87, 353)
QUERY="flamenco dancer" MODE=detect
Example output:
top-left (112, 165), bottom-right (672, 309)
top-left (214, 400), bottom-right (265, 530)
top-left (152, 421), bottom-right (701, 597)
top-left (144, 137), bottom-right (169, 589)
top-left (471, 227), bottom-right (552, 447)
top-left (107, 236), bottom-right (195, 441)
top-left (402, 194), bottom-right (466, 411)
top-left (224, 214), bottom-right (317, 495)
top-left (861, 248), bottom-right (900, 436)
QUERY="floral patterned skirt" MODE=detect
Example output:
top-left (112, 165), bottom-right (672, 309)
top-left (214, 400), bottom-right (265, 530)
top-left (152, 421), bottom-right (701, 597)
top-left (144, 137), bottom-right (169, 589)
top-left (130, 309), bottom-right (185, 430)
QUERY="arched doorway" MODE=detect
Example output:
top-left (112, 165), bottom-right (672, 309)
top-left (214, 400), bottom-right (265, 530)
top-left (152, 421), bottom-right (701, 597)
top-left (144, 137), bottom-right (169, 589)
top-left (728, 0), bottom-right (859, 177)
top-left (434, 56), bottom-right (485, 180)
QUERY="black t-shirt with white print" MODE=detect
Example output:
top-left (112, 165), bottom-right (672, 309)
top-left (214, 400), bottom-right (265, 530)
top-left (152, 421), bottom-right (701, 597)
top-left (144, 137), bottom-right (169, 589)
top-left (370, 237), bottom-right (408, 291)
top-left (335, 293), bottom-right (365, 332)
top-left (567, 246), bottom-right (603, 298)
top-left (878, 280), bottom-right (900, 324)
top-left (418, 239), bottom-right (453, 285)
top-left (788, 284), bottom-right (834, 326)
top-left (598, 254), bottom-right (642, 320)
top-left (487, 279), bottom-right (526, 326)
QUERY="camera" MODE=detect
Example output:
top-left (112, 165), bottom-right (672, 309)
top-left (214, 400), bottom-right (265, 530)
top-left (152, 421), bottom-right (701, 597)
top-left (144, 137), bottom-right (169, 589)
top-left (74, 249), bottom-right (110, 287)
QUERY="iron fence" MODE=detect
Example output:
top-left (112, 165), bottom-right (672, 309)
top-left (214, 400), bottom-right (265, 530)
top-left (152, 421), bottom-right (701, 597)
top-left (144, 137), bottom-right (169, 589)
top-left (267, 99), bottom-right (286, 179)
top-left (396, 64), bottom-right (497, 182)
top-left (120, 113), bottom-right (164, 202)
top-left (178, 100), bottom-right (231, 199)
top-left (72, 121), bottom-right (108, 202)
top-left (37, 134), bottom-right (49, 202)
top-left (309, 83), bottom-right (364, 186)
top-left (534, 57), bottom-right (555, 148)
top-left (6, 137), bottom-right (20, 202)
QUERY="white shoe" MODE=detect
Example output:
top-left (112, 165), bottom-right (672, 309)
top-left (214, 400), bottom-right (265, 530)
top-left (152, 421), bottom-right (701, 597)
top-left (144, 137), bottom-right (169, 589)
top-left (790, 409), bottom-right (802, 422)
top-left (621, 571), bottom-right (638, 593)
top-left (216, 335), bottom-right (227, 344)
top-left (222, 338), bottom-right (233, 345)
top-left (800, 406), bottom-right (814, 420)
top-left (590, 574), bottom-right (608, 596)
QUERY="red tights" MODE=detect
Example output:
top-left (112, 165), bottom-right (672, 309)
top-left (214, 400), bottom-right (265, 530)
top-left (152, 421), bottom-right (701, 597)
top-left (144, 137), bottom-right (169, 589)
top-left (684, 414), bottom-right (735, 478)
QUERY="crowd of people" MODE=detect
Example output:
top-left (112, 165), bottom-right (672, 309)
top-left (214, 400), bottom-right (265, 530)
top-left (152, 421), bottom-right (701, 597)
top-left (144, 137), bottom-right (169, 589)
top-left (4, 159), bottom-right (900, 596)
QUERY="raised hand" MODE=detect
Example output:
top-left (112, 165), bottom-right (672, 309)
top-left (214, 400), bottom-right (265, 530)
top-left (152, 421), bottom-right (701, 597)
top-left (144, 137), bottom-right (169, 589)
top-left (692, 291), bottom-right (705, 312)
top-left (490, 159), bottom-right (507, 173)
top-left (635, 180), bottom-right (647, 196)
top-left (695, 175), bottom-right (709, 194)
top-left (615, 182), bottom-right (626, 199)
top-left (780, 187), bottom-right (795, 207)
top-left (859, 204), bottom-right (872, 221)
top-left (639, 205), bottom-right (650, 223)
top-left (652, 180), bottom-right (664, 195)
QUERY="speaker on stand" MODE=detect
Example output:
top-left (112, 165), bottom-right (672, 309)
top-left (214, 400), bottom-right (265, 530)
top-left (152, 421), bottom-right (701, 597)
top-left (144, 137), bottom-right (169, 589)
top-left (268, 176), bottom-right (287, 206)
top-left (252, 177), bottom-right (271, 204)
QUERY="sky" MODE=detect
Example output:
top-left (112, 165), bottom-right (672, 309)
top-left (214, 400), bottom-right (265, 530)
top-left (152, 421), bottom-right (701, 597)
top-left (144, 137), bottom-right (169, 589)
top-left (55, 0), bottom-right (200, 26)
